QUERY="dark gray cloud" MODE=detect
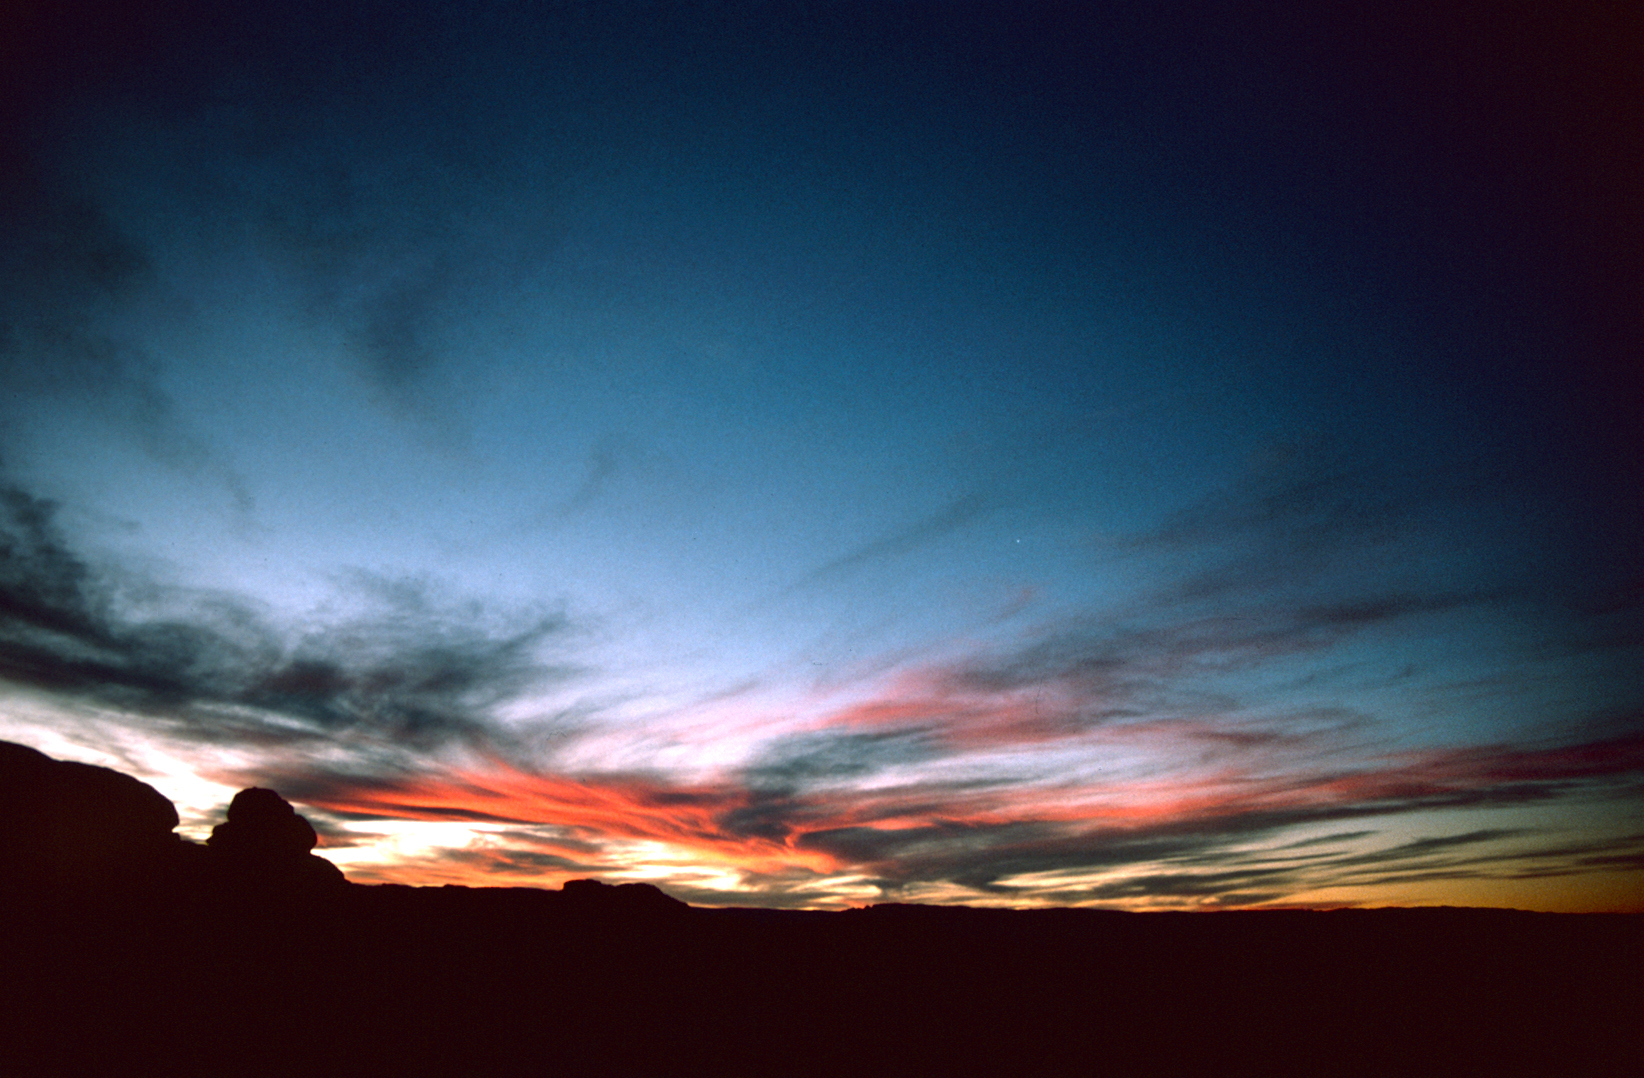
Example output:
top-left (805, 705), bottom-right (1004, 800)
top-left (953, 594), bottom-right (1487, 698)
top-left (0, 158), bottom-right (241, 491)
top-left (1145, 448), bottom-right (1420, 559)
top-left (1141, 443), bottom-right (1644, 654)
top-left (905, 445), bottom-right (1644, 748)
top-left (2, 4), bottom-right (580, 451)
top-left (0, 477), bottom-right (572, 752)
top-left (441, 845), bottom-right (606, 879)
top-left (795, 492), bottom-right (996, 589)
top-left (1136, 448), bottom-right (1519, 632)
top-left (869, 591), bottom-right (1488, 755)
top-left (0, 156), bottom-right (149, 310)
top-left (660, 869), bottom-right (859, 911)
top-left (550, 445), bottom-right (621, 520)
top-left (743, 729), bottom-right (939, 791)
top-left (714, 729), bottom-right (945, 843)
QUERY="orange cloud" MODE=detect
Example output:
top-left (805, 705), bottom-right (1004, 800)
top-left (305, 763), bottom-right (840, 877)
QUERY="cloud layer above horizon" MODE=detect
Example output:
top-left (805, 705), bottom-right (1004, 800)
top-left (2, 1), bottom-right (1640, 910)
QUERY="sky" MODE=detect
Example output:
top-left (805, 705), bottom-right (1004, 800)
top-left (2, 1), bottom-right (1640, 911)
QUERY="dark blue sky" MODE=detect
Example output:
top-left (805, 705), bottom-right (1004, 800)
top-left (2, 1), bottom-right (1639, 908)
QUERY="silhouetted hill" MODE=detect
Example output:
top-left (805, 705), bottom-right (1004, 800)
top-left (1, 741), bottom-right (1638, 1076)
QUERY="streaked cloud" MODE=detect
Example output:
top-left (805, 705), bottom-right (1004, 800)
top-left (0, 477), bottom-right (572, 754)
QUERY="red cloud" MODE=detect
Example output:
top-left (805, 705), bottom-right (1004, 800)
top-left (290, 730), bottom-right (1644, 895)
top-left (303, 764), bottom-right (841, 877)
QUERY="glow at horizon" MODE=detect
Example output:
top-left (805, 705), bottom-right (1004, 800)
top-left (2, 2), bottom-right (1639, 911)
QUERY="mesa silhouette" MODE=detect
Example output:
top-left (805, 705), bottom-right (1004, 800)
top-left (2, 742), bottom-right (1637, 1076)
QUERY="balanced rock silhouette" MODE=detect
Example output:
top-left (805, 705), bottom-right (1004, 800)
top-left (206, 787), bottom-right (345, 895)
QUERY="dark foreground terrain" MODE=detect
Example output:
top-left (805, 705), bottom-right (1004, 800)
top-left (3, 741), bottom-right (1639, 1076)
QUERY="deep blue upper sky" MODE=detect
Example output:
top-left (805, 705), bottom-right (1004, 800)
top-left (1, 1), bottom-right (1639, 908)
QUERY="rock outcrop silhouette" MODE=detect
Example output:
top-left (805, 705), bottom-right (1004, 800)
top-left (561, 876), bottom-right (689, 917)
top-left (0, 739), bottom-right (192, 895)
top-left (206, 786), bottom-right (346, 895)
top-left (0, 741), bottom-right (346, 901)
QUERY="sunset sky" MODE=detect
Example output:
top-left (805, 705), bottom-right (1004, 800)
top-left (2, 1), bottom-right (1639, 910)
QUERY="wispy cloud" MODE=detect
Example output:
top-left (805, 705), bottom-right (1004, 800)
top-left (1138, 441), bottom-right (1644, 657)
top-left (771, 733), bottom-right (1644, 903)
top-left (253, 694), bottom-right (1644, 906)
top-left (0, 478), bottom-right (572, 757)
top-left (0, 148), bottom-right (257, 510)
top-left (791, 491), bottom-right (996, 589)
top-left (797, 587), bottom-right (1483, 752)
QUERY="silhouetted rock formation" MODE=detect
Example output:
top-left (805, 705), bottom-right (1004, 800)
top-left (0, 739), bottom-right (194, 896)
top-left (0, 740), bottom-right (348, 903)
top-left (211, 787), bottom-right (319, 856)
top-left (2, 739), bottom-right (1640, 1078)
top-left (561, 876), bottom-right (689, 917)
top-left (206, 786), bottom-right (346, 896)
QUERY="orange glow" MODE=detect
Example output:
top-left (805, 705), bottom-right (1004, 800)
top-left (305, 762), bottom-right (841, 877)
top-left (271, 728), bottom-right (1644, 906)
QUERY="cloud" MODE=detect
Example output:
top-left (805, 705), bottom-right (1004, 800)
top-left (790, 587), bottom-right (1476, 754)
top-left (552, 445), bottom-right (621, 519)
top-left (1138, 442), bottom-right (1644, 664)
top-left (743, 729), bottom-right (941, 791)
top-left (247, 681), bottom-right (1644, 906)
top-left (274, 760), bottom-right (842, 883)
top-left (951, 594), bottom-right (1484, 693)
top-left (793, 491), bottom-right (996, 589)
top-left (789, 443), bottom-right (1644, 766)
top-left (714, 729), bottom-right (951, 844)
top-left (0, 156), bottom-right (251, 510)
top-left (0, 477), bottom-right (572, 755)
top-left (759, 732), bottom-right (1644, 901)
top-left (3, 13), bottom-right (575, 454)
top-left (1138, 455), bottom-right (1503, 626)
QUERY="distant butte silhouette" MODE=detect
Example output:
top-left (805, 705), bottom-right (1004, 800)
top-left (1, 740), bottom-right (1638, 1077)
